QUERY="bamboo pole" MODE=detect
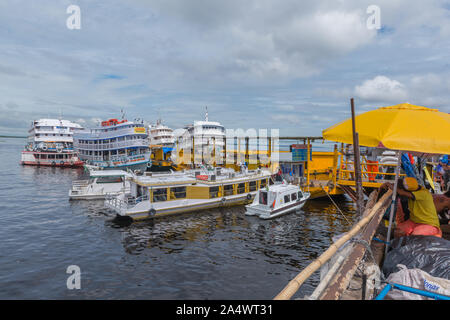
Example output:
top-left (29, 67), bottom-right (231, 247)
top-left (273, 190), bottom-right (392, 300)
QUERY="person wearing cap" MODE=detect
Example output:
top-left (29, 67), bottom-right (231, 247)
top-left (381, 177), bottom-right (442, 238)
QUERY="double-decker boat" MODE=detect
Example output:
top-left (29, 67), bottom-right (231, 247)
top-left (149, 119), bottom-right (175, 148)
top-left (179, 107), bottom-right (226, 161)
top-left (73, 118), bottom-right (151, 172)
top-left (105, 166), bottom-right (273, 221)
top-left (21, 118), bottom-right (84, 167)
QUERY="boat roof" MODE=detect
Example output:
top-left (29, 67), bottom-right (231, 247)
top-left (265, 183), bottom-right (301, 192)
top-left (132, 169), bottom-right (272, 187)
top-left (89, 170), bottom-right (133, 178)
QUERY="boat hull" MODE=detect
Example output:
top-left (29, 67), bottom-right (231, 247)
top-left (106, 193), bottom-right (256, 221)
top-left (247, 199), bottom-right (307, 219)
top-left (21, 151), bottom-right (84, 167)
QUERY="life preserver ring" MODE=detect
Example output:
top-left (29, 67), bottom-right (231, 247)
top-left (42, 145), bottom-right (48, 151)
top-left (148, 208), bottom-right (156, 217)
top-left (51, 161), bottom-right (56, 166)
top-left (246, 193), bottom-right (252, 200)
top-left (60, 161), bottom-right (65, 166)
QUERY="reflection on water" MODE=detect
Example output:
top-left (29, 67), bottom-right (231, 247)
top-left (0, 138), bottom-right (357, 299)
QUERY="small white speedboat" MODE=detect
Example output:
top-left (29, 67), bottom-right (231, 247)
top-left (69, 170), bottom-right (132, 200)
top-left (245, 183), bottom-right (310, 219)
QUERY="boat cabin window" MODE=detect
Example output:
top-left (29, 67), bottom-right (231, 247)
top-left (259, 191), bottom-right (268, 205)
top-left (284, 195), bottom-right (290, 203)
top-left (209, 186), bottom-right (219, 198)
top-left (260, 179), bottom-right (267, 189)
top-left (224, 185), bottom-right (233, 196)
top-left (298, 191), bottom-right (303, 199)
top-left (291, 193), bottom-right (297, 201)
top-left (249, 181), bottom-right (257, 191)
top-left (153, 188), bottom-right (167, 202)
top-left (96, 176), bottom-right (123, 184)
top-left (237, 183), bottom-right (246, 194)
top-left (170, 186), bottom-right (186, 199)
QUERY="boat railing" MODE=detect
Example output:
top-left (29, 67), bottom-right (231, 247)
top-left (75, 138), bottom-right (148, 151)
top-left (105, 193), bottom-right (149, 211)
top-left (71, 180), bottom-right (90, 191)
top-left (338, 159), bottom-right (406, 185)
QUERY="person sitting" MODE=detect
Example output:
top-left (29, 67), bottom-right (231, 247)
top-left (381, 177), bottom-right (442, 238)
top-left (433, 190), bottom-right (450, 225)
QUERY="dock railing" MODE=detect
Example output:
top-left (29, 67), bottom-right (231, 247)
top-left (338, 159), bottom-right (405, 187)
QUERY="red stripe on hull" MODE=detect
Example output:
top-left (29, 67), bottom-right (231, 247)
top-left (21, 161), bottom-right (84, 167)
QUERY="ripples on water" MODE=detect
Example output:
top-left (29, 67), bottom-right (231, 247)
top-left (0, 138), bottom-right (357, 299)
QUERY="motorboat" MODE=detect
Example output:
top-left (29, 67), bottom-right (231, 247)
top-left (69, 170), bottom-right (132, 200)
top-left (245, 183), bottom-right (310, 219)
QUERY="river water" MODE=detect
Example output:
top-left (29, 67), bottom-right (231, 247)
top-left (0, 137), bottom-right (357, 300)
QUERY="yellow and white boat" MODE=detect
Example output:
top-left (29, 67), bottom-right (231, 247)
top-left (105, 166), bottom-right (273, 221)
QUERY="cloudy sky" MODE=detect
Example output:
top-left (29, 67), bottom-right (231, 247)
top-left (1, 0), bottom-right (450, 136)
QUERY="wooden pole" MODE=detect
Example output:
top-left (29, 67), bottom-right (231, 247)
top-left (351, 98), bottom-right (364, 217)
top-left (306, 137), bottom-right (310, 191)
top-left (385, 150), bottom-right (402, 257)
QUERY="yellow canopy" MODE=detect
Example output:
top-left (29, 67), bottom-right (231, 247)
top-left (322, 103), bottom-right (450, 154)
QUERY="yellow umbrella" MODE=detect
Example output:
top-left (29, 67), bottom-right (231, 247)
top-left (323, 103), bottom-right (450, 155)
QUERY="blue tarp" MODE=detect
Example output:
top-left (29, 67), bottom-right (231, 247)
top-left (162, 147), bottom-right (174, 154)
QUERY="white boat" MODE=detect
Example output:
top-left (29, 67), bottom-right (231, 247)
top-left (149, 119), bottom-right (175, 148)
top-left (73, 117), bottom-right (151, 171)
top-left (105, 166), bottom-right (273, 221)
top-left (21, 118), bottom-right (84, 167)
top-left (69, 170), bottom-right (132, 200)
top-left (245, 183), bottom-right (310, 219)
top-left (178, 107), bottom-right (226, 161)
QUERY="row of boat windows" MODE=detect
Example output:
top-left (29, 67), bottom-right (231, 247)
top-left (78, 149), bottom-right (148, 156)
top-left (259, 191), bottom-right (304, 205)
top-left (76, 136), bottom-right (147, 144)
top-left (148, 179), bottom-right (267, 202)
top-left (36, 134), bottom-right (71, 137)
top-left (34, 154), bottom-right (73, 159)
top-left (92, 124), bottom-right (143, 133)
top-left (35, 126), bottom-right (74, 130)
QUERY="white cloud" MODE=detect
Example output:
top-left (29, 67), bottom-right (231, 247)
top-left (355, 75), bottom-right (408, 102)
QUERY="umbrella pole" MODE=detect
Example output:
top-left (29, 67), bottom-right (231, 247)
top-left (384, 150), bottom-right (402, 256)
top-left (351, 98), bottom-right (364, 217)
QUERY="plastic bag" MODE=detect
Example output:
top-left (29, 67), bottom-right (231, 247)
top-left (385, 264), bottom-right (450, 300)
top-left (382, 235), bottom-right (450, 279)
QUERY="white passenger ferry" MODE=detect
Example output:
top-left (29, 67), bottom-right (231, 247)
top-left (105, 166), bottom-right (273, 221)
top-left (69, 170), bottom-right (132, 200)
top-left (245, 183), bottom-right (310, 219)
top-left (21, 118), bottom-right (84, 167)
top-left (73, 118), bottom-right (151, 172)
top-left (178, 108), bottom-right (226, 161)
top-left (149, 119), bottom-right (175, 148)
